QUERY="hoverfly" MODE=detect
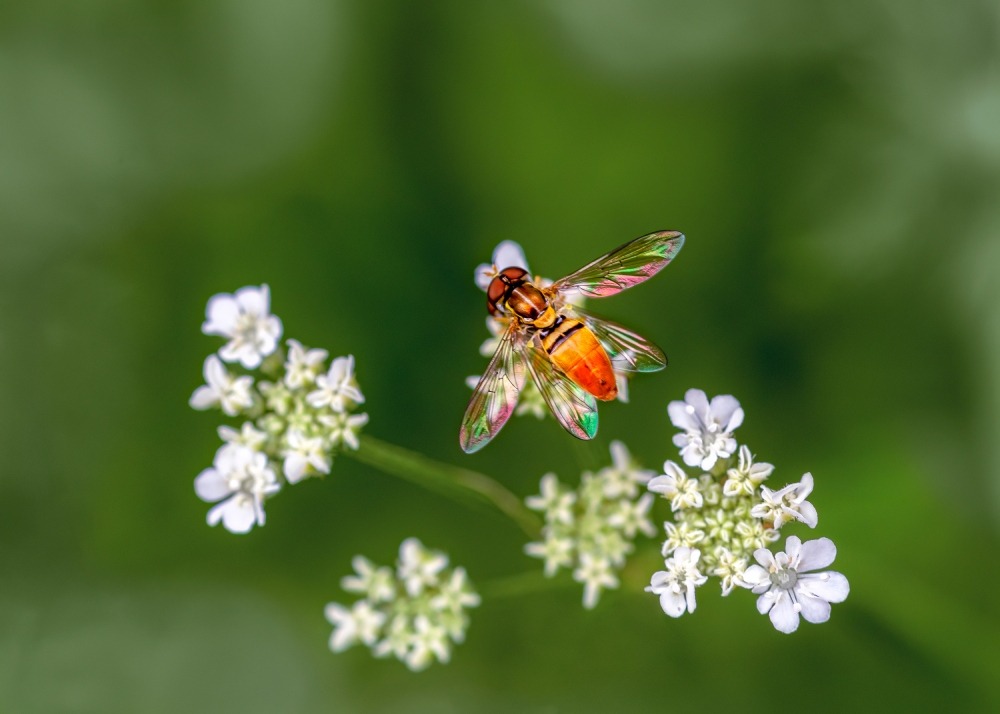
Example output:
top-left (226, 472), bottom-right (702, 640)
top-left (460, 230), bottom-right (685, 453)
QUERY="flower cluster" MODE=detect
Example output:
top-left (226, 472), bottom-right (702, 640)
top-left (190, 285), bottom-right (368, 533)
top-left (524, 441), bottom-right (657, 608)
top-left (645, 389), bottom-right (849, 632)
top-left (325, 538), bottom-right (481, 671)
top-left (468, 241), bottom-right (631, 412)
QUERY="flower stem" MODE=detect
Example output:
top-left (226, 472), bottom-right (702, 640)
top-left (349, 435), bottom-right (542, 539)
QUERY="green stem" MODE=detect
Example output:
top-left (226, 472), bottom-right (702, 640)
top-left (348, 435), bottom-right (542, 539)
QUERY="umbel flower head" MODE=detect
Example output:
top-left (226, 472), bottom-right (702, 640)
top-left (325, 538), bottom-right (481, 671)
top-left (646, 389), bottom-right (849, 631)
top-left (190, 285), bottom-right (369, 533)
top-left (524, 441), bottom-right (656, 609)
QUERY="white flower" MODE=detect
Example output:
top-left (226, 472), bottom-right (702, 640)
top-left (646, 546), bottom-right (708, 617)
top-left (319, 411), bottom-right (369, 451)
top-left (284, 339), bottom-right (328, 389)
top-left (282, 429), bottom-right (331, 484)
top-left (397, 538), bottom-right (448, 597)
top-left (573, 552), bottom-right (619, 609)
top-left (474, 240), bottom-right (529, 291)
top-left (257, 380), bottom-right (293, 416)
top-left (189, 355), bottom-right (254, 416)
top-left (217, 422), bottom-right (268, 450)
top-left (431, 567), bottom-right (482, 615)
top-left (525, 473), bottom-right (576, 525)
top-left (373, 615), bottom-right (412, 661)
top-left (325, 600), bottom-right (386, 652)
top-left (751, 472), bottom-right (819, 528)
top-left (648, 460), bottom-right (703, 511)
top-left (735, 519), bottom-right (780, 551)
top-left (662, 521), bottom-right (705, 554)
top-left (307, 355), bottom-right (364, 412)
top-left (405, 615), bottom-right (451, 671)
top-left (341, 555), bottom-right (397, 603)
top-left (201, 285), bottom-right (283, 369)
top-left (711, 547), bottom-right (748, 596)
top-left (601, 440), bottom-right (655, 499)
top-left (607, 493), bottom-right (656, 539)
top-left (524, 534), bottom-right (575, 576)
top-left (739, 536), bottom-right (850, 634)
top-left (723, 445), bottom-right (774, 497)
top-left (194, 444), bottom-right (280, 534)
top-left (668, 388), bottom-right (744, 471)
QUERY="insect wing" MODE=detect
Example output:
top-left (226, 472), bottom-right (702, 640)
top-left (570, 306), bottom-right (667, 373)
top-left (524, 340), bottom-right (599, 441)
top-left (460, 325), bottom-right (526, 453)
top-left (551, 230), bottom-right (684, 298)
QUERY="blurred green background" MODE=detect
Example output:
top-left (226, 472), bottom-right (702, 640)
top-left (2, 0), bottom-right (998, 711)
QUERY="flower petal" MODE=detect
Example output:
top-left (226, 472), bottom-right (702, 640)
top-left (767, 593), bottom-right (800, 633)
top-left (797, 592), bottom-right (832, 624)
top-left (189, 385), bottom-right (218, 410)
top-left (667, 401), bottom-right (699, 431)
top-left (659, 590), bottom-right (686, 617)
top-left (798, 571), bottom-right (850, 603)
top-left (194, 468), bottom-right (229, 502)
top-left (235, 284), bottom-right (269, 315)
top-left (492, 240), bottom-right (528, 272)
top-left (796, 537), bottom-right (837, 572)
top-left (203, 294), bottom-right (239, 335)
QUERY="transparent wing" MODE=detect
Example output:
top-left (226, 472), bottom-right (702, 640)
top-left (460, 324), bottom-right (526, 453)
top-left (551, 230), bottom-right (684, 298)
top-left (569, 305), bottom-right (667, 373)
top-left (524, 340), bottom-right (599, 441)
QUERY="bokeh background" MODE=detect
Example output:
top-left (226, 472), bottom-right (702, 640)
top-left (2, 0), bottom-right (998, 711)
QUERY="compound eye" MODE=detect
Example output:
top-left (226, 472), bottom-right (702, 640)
top-left (487, 276), bottom-right (507, 307)
top-left (499, 267), bottom-right (528, 281)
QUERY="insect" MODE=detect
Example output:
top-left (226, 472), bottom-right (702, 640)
top-left (460, 230), bottom-right (685, 453)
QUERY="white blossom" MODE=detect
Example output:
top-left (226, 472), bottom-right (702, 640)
top-left (601, 440), bottom-right (655, 499)
top-left (524, 534), bottom-right (575, 577)
top-left (217, 422), bottom-right (268, 450)
top-left (739, 536), bottom-right (850, 633)
top-left (189, 355), bottom-right (254, 416)
top-left (282, 429), bottom-right (331, 484)
top-left (202, 284), bottom-right (283, 369)
top-left (341, 555), bottom-right (397, 603)
top-left (319, 411), bottom-right (369, 451)
top-left (646, 547), bottom-right (708, 617)
top-left (328, 540), bottom-right (479, 671)
top-left (474, 240), bottom-right (529, 291)
top-left (668, 388), bottom-right (744, 471)
top-left (406, 616), bottom-right (451, 671)
top-left (648, 460), bottom-right (704, 511)
top-left (711, 547), bottom-right (748, 596)
top-left (194, 444), bottom-right (280, 534)
top-left (723, 445), bottom-right (774, 497)
top-left (397, 538), bottom-right (448, 597)
top-left (325, 601), bottom-right (386, 652)
top-left (751, 472), bottom-right (819, 528)
top-left (525, 473), bottom-right (576, 525)
top-left (608, 493), bottom-right (656, 539)
top-left (573, 552), bottom-right (619, 609)
top-left (662, 521), bottom-right (706, 554)
top-left (307, 355), bottom-right (364, 412)
top-left (284, 339), bottom-right (328, 389)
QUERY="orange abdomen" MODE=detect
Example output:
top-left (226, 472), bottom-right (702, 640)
top-left (543, 320), bottom-right (617, 401)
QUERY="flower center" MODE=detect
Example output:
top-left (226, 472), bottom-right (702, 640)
top-left (770, 567), bottom-right (798, 590)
